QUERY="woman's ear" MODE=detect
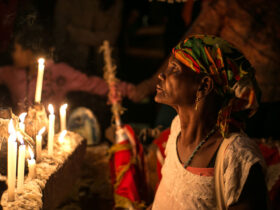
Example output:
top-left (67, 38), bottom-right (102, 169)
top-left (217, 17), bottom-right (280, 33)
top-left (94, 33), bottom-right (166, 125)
top-left (196, 76), bottom-right (214, 99)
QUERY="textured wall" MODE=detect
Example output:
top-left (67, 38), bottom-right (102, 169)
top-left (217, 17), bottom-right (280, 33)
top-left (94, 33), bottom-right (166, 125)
top-left (186, 0), bottom-right (280, 102)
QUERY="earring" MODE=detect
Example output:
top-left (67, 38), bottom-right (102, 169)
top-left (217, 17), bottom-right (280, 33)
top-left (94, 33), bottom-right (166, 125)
top-left (195, 97), bottom-right (200, 110)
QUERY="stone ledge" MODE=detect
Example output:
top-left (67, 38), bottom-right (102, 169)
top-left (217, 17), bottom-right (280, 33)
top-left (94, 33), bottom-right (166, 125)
top-left (42, 137), bottom-right (87, 210)
top-left (0, 131), bottom-right (86, 210)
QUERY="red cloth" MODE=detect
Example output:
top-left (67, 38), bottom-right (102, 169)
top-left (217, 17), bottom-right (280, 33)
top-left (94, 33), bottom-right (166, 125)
top-left (153, 128), bottom-right (170, 182)
top-left (258, 143), bottom-right (280, 165)
top-left (109, 124), bottom-right (147, 207)
top-left (186, 166), bottom-right (214, 177)
top-left (113, 140), bottom-right (140, 202)
top-left (258, 142), bottom-right (280, 209)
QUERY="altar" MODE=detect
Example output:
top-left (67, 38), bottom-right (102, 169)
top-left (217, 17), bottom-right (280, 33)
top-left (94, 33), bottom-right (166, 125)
top-left (0, 57), bottom-right (89, 209)
top-left (0, 127), bottom-right (87, 210)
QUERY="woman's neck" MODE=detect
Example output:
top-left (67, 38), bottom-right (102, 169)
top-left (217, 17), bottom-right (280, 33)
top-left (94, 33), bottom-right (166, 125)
top-left (177, 105), bottom-right (218, 147)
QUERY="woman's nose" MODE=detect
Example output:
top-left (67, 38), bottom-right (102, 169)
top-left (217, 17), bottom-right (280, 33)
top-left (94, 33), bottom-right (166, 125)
top-left (158, 72), bottom-right (165, 80)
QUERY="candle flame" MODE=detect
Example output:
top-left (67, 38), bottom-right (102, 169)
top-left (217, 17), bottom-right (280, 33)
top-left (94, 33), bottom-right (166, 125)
top-left (38, 127), bottom-right (46, 136)
top-left (19, 112), bottom-right (27, 123)
top-left (59, 130), bottom-right (67, 143)
top-left (60, 103), bottom-right (68, 111)
top-left (48, 104), bottom-right (54, 114)
top-left (16, 131), bottom-right (24, 145)
top-left (28, 147), bottom-right (34, 159)
top-left (38, 58), bottom-right (45, 65)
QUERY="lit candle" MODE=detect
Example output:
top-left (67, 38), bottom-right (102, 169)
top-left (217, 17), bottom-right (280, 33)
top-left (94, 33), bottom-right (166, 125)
top-left (59, 104), bottom-right (68, 132)
top-left (27, 147), bottom-right (36, 179)
top-left (19, 112), bottom-right (27, 132)
top-left (48, 104), bottom-right (55, 155)
top-left (58, 130), bottom-right (71, 152)
top-left (58, 130), bottom-right (67, 144)
top-left (16, 132), bottom-right (25, 193)
top-left (35, 58), bottom-right (45, 103)
top-left (7, 120), bottom-right (17, 202)
top-left (36, 127), bottom-right (45, 162)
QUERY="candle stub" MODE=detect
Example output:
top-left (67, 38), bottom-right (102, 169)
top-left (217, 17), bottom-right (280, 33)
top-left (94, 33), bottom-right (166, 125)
top-left (28, 147), bottom-right (36, 179)
top-left (36, 127), bottom-right (45, 162)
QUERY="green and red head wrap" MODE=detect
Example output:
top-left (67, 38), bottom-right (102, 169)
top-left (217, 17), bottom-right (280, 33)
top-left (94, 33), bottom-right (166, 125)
top-left (172, 34), bottom-right (261, 137)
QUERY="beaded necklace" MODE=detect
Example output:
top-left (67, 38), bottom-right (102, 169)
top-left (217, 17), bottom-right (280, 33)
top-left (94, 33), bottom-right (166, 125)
top-left (177, 126), bottom-right (218, 168)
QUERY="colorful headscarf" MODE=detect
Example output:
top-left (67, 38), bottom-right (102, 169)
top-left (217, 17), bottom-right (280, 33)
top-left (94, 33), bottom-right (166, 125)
top-left (172, 34), bottom-right (261, 137)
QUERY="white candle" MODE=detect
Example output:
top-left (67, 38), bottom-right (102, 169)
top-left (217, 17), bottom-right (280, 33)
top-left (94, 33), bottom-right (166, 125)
top-left (36, 127), bottom-right (45, 162)
top-left (7, 120), bottom-right (17, 202)
top-left (19, 112), bottom-right (27, 132)
top-left (58, 130), bottom-right (71, 152)
top-left (48, 104), bottom-right (55, 155)
top-left (27, 147), bottom-right (36, 179)
top-left (58, 130), bottom-right (67, 144)
top-left (16, 132), bottom-right (25, 193)
top-left (35, 58), bottom-right (45, 103)
top-left (59, 104), bottom-right (68, 132)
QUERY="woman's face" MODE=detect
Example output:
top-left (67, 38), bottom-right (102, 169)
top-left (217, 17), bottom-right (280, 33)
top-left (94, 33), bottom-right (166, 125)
top-left (155, 57), bottom-right (199, 108)
top-left (11, 43), bottom-right (33, 68)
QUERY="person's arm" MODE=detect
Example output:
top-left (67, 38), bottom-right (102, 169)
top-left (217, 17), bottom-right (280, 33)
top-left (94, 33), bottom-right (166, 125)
top-left (228, 163), bottom-right (268, 210)
top-left (57, 63), bottom-right (133, 98)
top-left (67, 1), bottom-right (123, 47)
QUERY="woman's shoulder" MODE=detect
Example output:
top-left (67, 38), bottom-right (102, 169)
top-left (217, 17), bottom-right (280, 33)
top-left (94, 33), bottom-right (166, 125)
top-left (225, 133), bottom-right (264, 161)
top-left (170, 115), bottom-right (180, 135)
top-left (223, 132), bottom-right (267, 206)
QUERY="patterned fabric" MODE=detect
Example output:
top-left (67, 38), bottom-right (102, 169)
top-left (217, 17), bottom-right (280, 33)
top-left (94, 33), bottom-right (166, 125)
top-left (172, 34), bottom-right (261, 136)
top-left (108, 124), bottom-right (147, 209)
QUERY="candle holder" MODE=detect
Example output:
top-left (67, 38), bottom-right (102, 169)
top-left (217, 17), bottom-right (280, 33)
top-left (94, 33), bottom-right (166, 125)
top-left (0, 107), bottom-right (31, 176)
top-left (0, 107), bottom-right (14, 176)
top-left (25, 103), bottom-right (48, 145)
top-left (0, 107), bottom-right (12, 119)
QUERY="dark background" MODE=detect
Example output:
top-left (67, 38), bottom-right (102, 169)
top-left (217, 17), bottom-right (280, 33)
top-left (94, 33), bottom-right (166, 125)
top-left (0, 0), bottom-right (279, 140)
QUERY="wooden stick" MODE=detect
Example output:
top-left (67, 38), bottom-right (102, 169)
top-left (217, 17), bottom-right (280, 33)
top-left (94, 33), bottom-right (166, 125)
top-left (100, 40), bottom-right (124, 128)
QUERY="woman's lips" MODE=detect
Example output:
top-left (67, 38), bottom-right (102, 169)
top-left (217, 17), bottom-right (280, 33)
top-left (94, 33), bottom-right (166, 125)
top-left (156, 84), bottom-right (164, 92)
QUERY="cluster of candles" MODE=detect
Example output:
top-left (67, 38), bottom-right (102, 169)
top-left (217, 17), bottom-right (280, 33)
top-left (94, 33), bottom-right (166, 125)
top-left (7, 58), bottom-right (69, 202)
top-left (7, 118), bottom-right (39, 201)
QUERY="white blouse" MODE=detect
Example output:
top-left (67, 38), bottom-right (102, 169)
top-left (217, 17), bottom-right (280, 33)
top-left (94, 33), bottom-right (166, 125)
top-left (152, 115), bottom-right (266, 210)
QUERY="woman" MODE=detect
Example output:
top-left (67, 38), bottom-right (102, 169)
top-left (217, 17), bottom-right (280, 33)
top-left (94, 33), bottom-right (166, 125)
top-left (151, 35), bottom-right (268, 209)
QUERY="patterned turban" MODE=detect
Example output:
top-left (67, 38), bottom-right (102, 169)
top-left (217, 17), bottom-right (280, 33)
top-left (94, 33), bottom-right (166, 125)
top-left (172, 34), bottom-right (261, 137)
